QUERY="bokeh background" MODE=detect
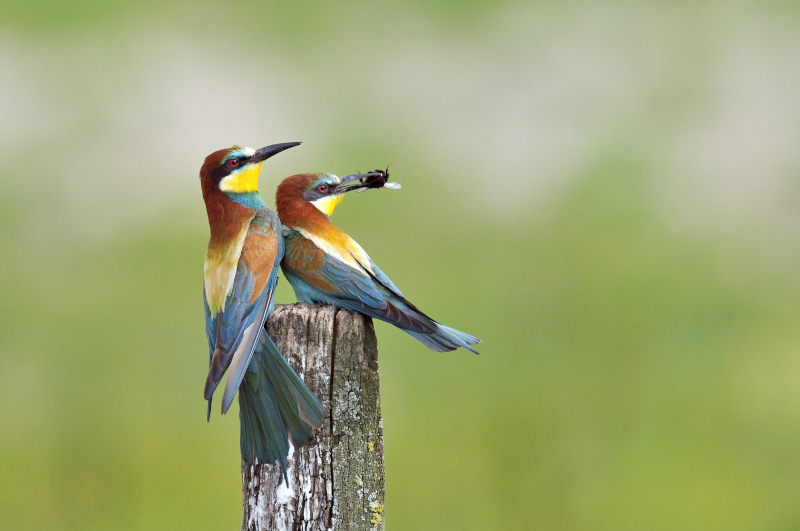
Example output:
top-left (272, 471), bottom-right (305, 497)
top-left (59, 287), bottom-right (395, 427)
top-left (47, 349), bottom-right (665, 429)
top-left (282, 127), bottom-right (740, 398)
top-left (3, 1), bottom-right (800, 529)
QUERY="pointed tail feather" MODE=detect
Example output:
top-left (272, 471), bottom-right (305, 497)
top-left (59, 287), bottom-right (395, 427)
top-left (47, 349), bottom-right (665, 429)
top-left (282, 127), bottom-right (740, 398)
top-left (342, 262), bottom-right (481, 354)
top-left (438, 324), bottom-right (481, 354)
top-left (237, 331), bottom-right (324, 482)
top-left (405, 323), bottom-right (481, 354)
top-left (260, 333), bottom-right (324, 444)
top-left (239, 372), bottom-right (288, 477)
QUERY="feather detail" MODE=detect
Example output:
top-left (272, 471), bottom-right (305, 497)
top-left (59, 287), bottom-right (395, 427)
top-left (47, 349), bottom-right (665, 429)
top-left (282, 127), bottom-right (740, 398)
top-left (295, 227), bottom-right (374, 275)
top-left (220, 284), bottom-right (272, 414)
top-left (204, 222), bottom-right (251, 315)
top-left (240, 232), bottom-right (279, 304)
top-left (201, 167), bottom-right (257, 316)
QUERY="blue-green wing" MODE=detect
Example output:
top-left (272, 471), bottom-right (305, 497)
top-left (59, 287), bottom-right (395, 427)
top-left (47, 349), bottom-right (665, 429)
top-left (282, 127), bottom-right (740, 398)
top-left (281, 228), bottom-right (437, 334)
top-left (204, 213), bottom-right (283, 415)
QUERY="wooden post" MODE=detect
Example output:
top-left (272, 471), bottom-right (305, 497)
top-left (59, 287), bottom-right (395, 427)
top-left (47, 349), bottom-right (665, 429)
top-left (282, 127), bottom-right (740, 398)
top-left (241, 303), bottom-right (386, 531)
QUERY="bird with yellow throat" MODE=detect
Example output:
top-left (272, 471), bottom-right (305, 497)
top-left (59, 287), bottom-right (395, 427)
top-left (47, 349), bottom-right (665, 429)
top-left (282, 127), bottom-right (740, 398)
top-left (275, 169), bottom-right (481, 354)
top-left (199, 142), bottom-right (323, 481)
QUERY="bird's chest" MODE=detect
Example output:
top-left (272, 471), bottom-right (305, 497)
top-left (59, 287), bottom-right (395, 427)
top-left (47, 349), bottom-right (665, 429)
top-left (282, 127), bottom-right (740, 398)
top-left (204, 222), bottom-right (251, 315)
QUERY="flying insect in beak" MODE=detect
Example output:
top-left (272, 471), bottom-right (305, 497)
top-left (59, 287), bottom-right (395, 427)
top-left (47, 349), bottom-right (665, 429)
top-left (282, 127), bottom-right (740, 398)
top-left (334, 168), bottom-right (401, 194)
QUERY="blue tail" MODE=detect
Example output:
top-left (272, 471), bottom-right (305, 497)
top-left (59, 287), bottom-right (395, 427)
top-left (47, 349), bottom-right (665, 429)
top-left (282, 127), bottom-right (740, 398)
top-left (405, 324), bottom-right (481, 354)
top-left (238, 331), bottom-right (324, 481)
top-left (285, 268), bottom-right (482, 354)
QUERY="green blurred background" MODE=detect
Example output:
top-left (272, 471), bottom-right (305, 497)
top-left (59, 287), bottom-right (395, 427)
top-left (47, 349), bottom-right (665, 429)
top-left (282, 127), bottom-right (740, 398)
top-left (3, 0), bottom-right (800, 529)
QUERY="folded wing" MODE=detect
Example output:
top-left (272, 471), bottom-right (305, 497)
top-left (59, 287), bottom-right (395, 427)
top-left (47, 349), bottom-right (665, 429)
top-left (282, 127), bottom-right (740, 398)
top-left (282, 228), bottom-right (437, 335)
top-left (204, 213), bottom-right (282, 415)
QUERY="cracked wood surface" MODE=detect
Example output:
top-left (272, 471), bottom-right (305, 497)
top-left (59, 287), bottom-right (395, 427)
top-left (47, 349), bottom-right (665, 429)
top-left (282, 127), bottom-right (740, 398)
top-left (241, 303), bottom-right (386, 531)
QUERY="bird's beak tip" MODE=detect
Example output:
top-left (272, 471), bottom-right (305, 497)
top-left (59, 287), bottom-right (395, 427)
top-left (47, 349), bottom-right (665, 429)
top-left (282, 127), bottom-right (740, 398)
top-left (253, 142), bottom-right (302, 163)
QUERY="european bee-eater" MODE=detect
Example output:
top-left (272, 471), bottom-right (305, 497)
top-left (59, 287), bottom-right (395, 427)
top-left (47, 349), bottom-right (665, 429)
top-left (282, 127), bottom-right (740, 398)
top-left (200, 143), bottom-right (323, 478)
top-left (275, 171), bottom-right (481, 353)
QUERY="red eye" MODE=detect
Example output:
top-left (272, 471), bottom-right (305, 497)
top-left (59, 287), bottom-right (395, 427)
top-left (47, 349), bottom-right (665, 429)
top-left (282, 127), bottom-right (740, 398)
top-left (227, 158), bottom-right (240, 168)
top-left (317, 184), bottom-right (328, 193)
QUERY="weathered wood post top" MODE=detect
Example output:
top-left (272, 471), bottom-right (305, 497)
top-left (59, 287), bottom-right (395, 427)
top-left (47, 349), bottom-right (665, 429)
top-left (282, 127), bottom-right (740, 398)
top-left (241, 303), bottom-right (385, 531)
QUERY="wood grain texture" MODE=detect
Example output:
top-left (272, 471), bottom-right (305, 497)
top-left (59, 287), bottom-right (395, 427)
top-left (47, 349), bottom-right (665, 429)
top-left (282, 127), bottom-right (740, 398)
top-left (241, 303), bottom-right (385, 531)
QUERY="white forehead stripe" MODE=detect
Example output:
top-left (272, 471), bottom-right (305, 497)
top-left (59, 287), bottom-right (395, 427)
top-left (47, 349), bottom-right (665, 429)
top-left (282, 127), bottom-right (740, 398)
top-left (227, 146), bottom-right (256, 159)
top-left (242, 146), bottom-right (256, 156)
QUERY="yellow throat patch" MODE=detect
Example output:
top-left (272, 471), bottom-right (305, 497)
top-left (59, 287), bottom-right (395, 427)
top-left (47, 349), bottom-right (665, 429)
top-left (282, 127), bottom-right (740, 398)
top-left (311, 194), bottom-right (344, 216)
top-left (219, 162), bottom-right (264, 193)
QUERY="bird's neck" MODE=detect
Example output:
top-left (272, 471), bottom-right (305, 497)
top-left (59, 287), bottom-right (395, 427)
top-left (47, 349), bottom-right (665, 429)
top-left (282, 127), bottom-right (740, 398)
top-left (202, 183), bottom-right (258, 248)
top-left (277, 191), bottom-right (334, 232)
top-left (224, 190), bottom-right (268, 210)
top-left (275, 181), bottom-right (333, 230)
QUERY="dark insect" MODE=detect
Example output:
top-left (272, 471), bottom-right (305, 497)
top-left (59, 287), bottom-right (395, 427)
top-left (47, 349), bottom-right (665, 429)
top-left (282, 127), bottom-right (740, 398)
top-left (359, 167), bottom-right (390, 190)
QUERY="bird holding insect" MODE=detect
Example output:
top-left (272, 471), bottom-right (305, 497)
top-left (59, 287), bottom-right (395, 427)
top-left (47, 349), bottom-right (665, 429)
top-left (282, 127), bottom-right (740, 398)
top-left (275, 168), bottom-right (481, 353)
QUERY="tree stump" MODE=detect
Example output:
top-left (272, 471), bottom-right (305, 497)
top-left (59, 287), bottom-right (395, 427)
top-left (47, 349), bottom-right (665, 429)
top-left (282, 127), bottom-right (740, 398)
top-left (241, 303), bottom-right (386, 531)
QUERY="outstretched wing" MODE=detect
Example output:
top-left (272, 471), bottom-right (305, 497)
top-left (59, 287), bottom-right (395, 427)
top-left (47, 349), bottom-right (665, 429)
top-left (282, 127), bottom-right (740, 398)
top-left (281, 227), bottom-right (437, 334)
top-left (204, 212), bottom-right (283, 415)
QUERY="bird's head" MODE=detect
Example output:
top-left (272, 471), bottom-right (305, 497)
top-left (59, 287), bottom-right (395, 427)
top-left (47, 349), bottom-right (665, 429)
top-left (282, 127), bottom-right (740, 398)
top-left (200, 142), bottom-right (300, 195)
top-left (277, 170), bottom-right (394, 218)
top-left (301, 173), bottom-right (347, 216)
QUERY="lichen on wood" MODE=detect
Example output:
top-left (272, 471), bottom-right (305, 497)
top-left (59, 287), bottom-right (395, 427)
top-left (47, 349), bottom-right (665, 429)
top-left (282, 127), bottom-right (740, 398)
top-left (241, 303), bottom-right (385, 531)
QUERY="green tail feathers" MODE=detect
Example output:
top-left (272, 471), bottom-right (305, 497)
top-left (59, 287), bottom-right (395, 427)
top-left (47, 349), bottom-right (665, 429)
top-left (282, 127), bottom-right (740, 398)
top-left (238, 331), bottom-right (325, 481)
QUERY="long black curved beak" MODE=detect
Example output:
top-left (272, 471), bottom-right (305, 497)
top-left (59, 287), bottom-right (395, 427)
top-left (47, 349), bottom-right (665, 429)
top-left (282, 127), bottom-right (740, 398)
top-left (252, 142), bottom-right (301, 163)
